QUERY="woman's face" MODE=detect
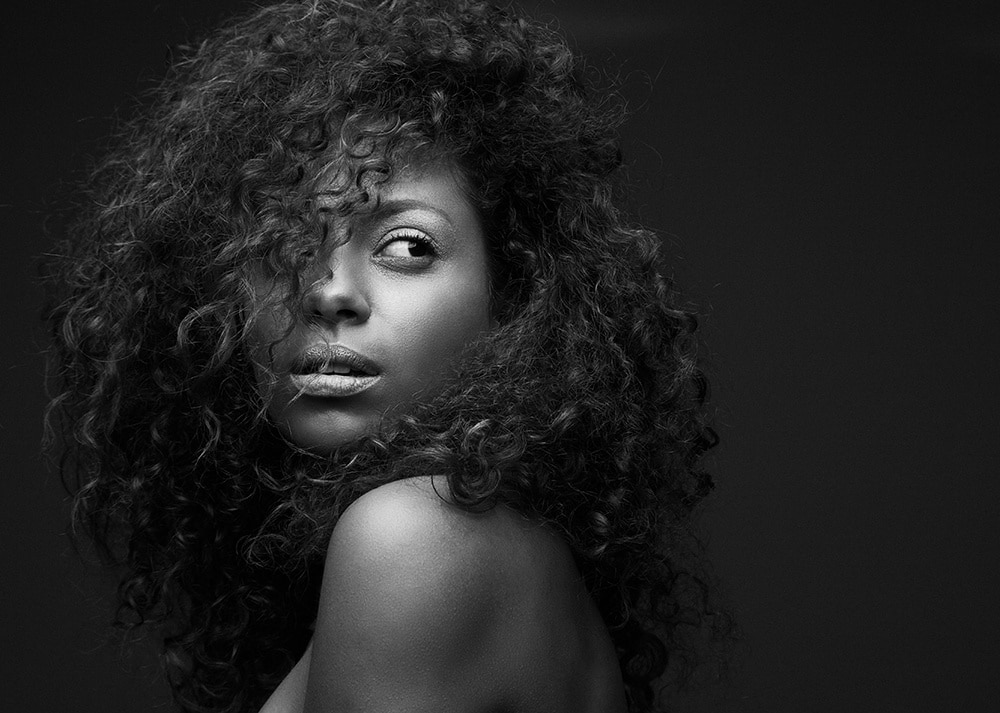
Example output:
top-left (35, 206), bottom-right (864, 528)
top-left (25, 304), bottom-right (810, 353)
top-left (250, 160), bottom-right (493, 451)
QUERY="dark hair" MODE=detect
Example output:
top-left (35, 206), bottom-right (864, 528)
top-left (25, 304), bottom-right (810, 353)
top-left (44, 1), bottom-right (727, 711)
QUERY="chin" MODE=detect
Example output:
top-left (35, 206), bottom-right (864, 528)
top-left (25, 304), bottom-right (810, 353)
top-left (275, 406), bottom-right (381, 453)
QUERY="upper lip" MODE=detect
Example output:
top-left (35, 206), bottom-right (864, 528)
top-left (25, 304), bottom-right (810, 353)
top-left (291, 344), bottom-right (380, 376)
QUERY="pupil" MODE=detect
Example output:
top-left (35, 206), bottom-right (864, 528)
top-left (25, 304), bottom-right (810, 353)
top-left (407, 241), bottom-right (428, 257)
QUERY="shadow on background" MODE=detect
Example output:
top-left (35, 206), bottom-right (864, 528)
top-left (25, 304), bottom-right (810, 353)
top-left (2, 1), bottom-right (997, 711)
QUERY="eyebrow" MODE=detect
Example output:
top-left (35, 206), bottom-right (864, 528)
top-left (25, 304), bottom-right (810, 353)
top-left (367, 198), bottom-right (456, 228)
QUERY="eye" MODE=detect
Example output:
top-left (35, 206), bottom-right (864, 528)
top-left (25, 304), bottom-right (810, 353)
top-left (379, 238), bottom-right (430, 258)
top-left (374, 229), bottom-right (437, 266)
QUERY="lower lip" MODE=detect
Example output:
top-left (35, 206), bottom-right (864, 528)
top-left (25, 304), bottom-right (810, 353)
top-left (289, 373), bottom-right (381, 398)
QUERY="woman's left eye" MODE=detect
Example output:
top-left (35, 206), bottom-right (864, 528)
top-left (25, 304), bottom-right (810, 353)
top-left (375, 230), bottom-right (437, 264)
top-left (379, 238), bottom-right (431, 258)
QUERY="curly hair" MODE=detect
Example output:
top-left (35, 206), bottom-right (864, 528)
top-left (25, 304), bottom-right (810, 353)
top-left (43, 1), bottom-right (728, 711)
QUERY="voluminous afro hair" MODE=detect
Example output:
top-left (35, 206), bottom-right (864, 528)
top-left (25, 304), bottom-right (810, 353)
top-left (44, 1), bottom-right (728, 711)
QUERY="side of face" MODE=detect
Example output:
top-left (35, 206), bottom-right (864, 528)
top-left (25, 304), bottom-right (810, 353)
top-left (249, 160), bottom-right (493, 452)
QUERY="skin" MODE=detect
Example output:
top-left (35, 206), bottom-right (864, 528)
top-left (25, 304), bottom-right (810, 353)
top-left (252, 157), bottom-right (628, 712)
top-left (260, 477), bottom-right (629, 713)
top-left (250, 158), bottom-right (493, 452)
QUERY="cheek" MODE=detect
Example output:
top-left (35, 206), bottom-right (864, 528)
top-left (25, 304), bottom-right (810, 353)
top-left (396, 279), bottom-right (492, 374)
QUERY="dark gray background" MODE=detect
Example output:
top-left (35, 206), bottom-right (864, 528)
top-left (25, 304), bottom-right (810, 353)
top-left (3, 1), bottom-right (998, 711)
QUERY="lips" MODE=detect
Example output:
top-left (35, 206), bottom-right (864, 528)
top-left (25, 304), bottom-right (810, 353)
top-left (292, 344), bottom-right (379, 376)
top-left (288, 344), bottom-right (381, 397)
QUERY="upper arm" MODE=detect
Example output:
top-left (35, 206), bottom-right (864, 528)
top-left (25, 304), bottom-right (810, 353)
top-left (303, 479), bottom-right (513, 713)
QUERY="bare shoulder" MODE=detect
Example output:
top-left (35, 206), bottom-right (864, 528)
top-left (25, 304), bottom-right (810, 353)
top-left (330, 474), bottom-right (506, 557)
top-left (305, 477), bottom-right (530, 712)
top-left (305, 476), bottom-right (626, 713)
top-left (324, 476), bottom-right (521, 603)
top-left (329, 475), bottom-right (575, 586)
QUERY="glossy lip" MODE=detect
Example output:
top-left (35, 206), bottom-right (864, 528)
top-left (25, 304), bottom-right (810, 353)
top-left (288, 344), bottom-right (382, 398)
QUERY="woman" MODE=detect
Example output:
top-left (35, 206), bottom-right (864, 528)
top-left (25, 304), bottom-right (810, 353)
top-left (44, 1), bottom-right (725, 711)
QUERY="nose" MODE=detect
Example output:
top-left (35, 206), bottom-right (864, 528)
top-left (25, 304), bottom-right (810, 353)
top-left (302, 253), bottom-right (371, 325)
